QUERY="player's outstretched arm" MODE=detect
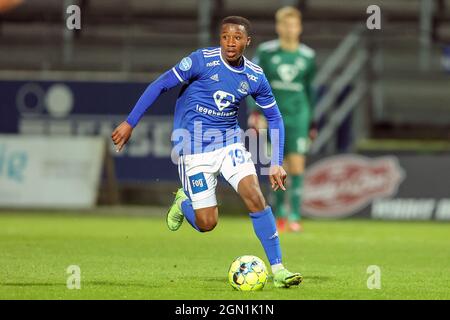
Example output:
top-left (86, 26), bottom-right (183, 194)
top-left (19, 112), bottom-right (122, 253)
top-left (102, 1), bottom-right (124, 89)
top-left (111, 51), bottom-right (202, 152)
top-left (111, 69), bottom-right (180, 152)
top-left (126, 70), bottom-right (180, 128)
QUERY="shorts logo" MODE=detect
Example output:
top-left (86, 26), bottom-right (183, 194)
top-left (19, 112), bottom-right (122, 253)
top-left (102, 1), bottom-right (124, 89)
top-left (189, 172), bottom-right (208, 194)
top-left (179, 57), bottom-right (192, 71)
top-left (237, 81), bottom-right (249, 94)
top-left (213, 90), bottom-right (235, 111)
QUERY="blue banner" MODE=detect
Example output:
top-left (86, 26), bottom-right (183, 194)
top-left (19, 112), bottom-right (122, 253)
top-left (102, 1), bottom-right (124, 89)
top-left (0, 80), bottom-right (248, 181)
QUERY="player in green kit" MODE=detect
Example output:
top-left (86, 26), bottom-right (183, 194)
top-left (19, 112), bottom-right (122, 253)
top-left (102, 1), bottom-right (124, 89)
top-left (248, 6), bottom-right (317, 232)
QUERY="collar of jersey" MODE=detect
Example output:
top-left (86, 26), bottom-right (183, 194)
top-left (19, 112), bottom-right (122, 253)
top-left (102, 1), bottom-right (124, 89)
top-left (219, 49), bottom-right (247, 73)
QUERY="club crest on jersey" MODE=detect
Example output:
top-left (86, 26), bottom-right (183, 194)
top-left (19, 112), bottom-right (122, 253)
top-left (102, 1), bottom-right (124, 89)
top-left (179, 57), bottom-right (192, 71)
top-left (237, 81), bottom-right (249, 94)
top-left (213, 90), bottom-right (235, 111)
top-left (277, 64), bottom-right (299, 83)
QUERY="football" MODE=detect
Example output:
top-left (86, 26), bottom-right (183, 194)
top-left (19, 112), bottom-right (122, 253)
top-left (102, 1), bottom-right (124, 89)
top-left (228, 255), bottom-right (268, 291)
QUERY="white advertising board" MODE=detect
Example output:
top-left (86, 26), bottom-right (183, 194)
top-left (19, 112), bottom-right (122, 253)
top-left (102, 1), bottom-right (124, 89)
top-left (0, 135), bottom-right (104, 208)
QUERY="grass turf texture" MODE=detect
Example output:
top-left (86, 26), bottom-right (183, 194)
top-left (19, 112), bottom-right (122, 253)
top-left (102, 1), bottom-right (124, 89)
top-left (0, 213), bottom-right (449, 300)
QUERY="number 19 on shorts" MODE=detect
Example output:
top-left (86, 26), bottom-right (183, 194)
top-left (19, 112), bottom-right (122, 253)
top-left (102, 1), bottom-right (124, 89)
top-left (228, 149), bottom-right (245, 167)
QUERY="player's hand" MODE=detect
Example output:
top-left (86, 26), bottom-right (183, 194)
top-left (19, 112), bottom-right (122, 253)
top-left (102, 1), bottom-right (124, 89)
top-left (269, 165), bottom-right (287, 191)
top-left (111, 121), bottom-right (133, 152)
top-left (247, 112), bottom-right (267, 131)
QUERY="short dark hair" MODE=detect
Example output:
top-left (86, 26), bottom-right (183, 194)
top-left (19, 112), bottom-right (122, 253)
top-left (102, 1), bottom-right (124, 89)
top-left (221, 16), bottom-right (251, 35)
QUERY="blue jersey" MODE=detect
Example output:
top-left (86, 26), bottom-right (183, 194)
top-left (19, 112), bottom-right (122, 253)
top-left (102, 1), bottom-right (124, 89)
top-left (126, 47), bottom-right (284, 164)
top-left (171, 47), bottom-right (277, 155)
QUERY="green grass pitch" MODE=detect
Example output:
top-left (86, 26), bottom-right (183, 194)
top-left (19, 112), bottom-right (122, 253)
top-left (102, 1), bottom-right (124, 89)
top-left (0, 212), bottom-right (449, 300)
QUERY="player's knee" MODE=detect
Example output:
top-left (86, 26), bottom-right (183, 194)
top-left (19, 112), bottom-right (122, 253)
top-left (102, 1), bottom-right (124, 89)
top-left (195, 208), bottom-right (218, 232)
top-left (196, 217), bottom-right (217, 232)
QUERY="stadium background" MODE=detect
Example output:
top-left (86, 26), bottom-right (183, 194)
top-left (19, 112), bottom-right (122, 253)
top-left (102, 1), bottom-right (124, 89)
top-left (0, 0), bottom-right (449, 300)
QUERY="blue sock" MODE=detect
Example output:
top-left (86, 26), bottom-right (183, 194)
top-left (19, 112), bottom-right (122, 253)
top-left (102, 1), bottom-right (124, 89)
top-left (249, 206), bottom-right (282, 266)
top-left (181, 199), bottom-right (200, 232)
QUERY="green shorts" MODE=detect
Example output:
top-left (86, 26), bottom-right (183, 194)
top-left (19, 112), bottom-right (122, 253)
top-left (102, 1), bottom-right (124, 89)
top-left (284, 122), bottom-right (311, 155)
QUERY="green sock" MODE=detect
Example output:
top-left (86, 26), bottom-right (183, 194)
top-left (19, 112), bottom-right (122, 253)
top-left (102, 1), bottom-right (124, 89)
top-left (290, 175), bottom-right (304, 221)
top-left (274, 189), bottom-right (287, 218)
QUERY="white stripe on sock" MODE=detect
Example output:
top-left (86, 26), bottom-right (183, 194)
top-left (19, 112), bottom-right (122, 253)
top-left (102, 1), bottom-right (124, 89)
top-left (271, 263), bottom-right (284, 274)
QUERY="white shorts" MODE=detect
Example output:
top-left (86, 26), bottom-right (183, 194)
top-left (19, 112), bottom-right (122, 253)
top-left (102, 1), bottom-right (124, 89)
top-left (178, 143), bottom-right (257, 210)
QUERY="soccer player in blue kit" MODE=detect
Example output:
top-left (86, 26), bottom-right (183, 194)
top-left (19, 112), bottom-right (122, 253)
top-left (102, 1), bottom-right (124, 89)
top-left (112, 16), bottom-right (302, 288)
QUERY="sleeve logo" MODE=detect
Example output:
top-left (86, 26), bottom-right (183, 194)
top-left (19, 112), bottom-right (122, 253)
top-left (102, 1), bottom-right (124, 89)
top-left (179, 57), bottom-right (193, 71)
